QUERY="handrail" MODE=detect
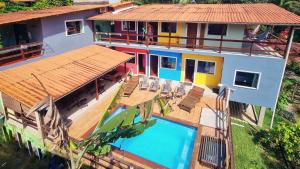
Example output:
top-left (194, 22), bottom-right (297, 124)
top-left (95, 32), bottom-right (286, 57)
top-left (0, 41), bottom-right (43, 66)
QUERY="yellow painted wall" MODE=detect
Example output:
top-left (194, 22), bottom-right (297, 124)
top-left (158, 22), bottom-right (183, 45)
top-left (181, 54), bottom-right (224, 87)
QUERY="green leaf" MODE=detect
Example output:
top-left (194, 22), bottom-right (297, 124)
top-left (122, 107), bottom-right (139, 127)
top-left (100, 144), bottom-right (111, 156)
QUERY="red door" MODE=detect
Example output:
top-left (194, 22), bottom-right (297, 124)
top-left (186, 23), bottom-right (198, 48)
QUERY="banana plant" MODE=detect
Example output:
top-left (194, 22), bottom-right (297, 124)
top-left (69, 105), bottom-right (157, 169)
top-left (68, 94), bottom-right (172, 169)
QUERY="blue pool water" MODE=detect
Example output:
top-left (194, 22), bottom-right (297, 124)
top-left (110, 106), bottom-right (197, 169)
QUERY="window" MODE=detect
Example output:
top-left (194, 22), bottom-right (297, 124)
top-left (65, 20), bottom-right (84, 36)
top-left (234, 70), bottom-right (260, 89)
top-left (126, 52), bottom-right (135, 64)
top-left (208, 24), bottom-right (227, 36)
top-left (122, 21), bottom-right (136, 31)
top-left (161, 22), bottom-right (177, 33)
top-left (161, 56), bottom-right (176, 69)
top-left (197, 61), bottom-right (215, 75)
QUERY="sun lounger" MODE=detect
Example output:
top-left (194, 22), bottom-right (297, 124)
top-left (149, 78), bottom-right (160, 92)
top-left (161, 80), bottom-right (172, 95)
top-left (123, 76), bottom-right (139, 96)
top-left (178, 86), bottom-right (204, 112)
top-left (139, 76), bottom-right (149, 90)
top-left (175, 83), bottom-right (185, 98)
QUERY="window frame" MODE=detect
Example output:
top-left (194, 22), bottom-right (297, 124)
top-left (121, 21), bottom-right (137, 32)
top-left (160, 56), bottom-right (177, 70)
top-left (207, 24), bottom-right (228, 36)
top-left (161, 22), bottom-right (177, 33)
top-left (196, 60), bottom-right (216, 75)
top-left (125, 52), bottom-right (136, 64)
top-left (65, 19), bottom-right (85, 36)
top-left (233, 70), bottom-right (261, 90)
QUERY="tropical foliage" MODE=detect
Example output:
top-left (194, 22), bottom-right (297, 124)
top-left (258, 122), bottom-right (300, 168)
top-left (69, 105), bottom-right (157, 169)
top-left (0, 0), bottom-right (72, 13)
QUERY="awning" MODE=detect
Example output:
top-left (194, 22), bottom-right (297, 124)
top-left (0, 45), bottom-right (134, 108)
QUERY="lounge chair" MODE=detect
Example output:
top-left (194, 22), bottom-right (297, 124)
top-left (139, 76), bottom-right (149, 90)
top-left (178, 86), bottom-right (204, 112)
top-left (123, 76), bottom-right (139, 97)
top-left (174, 83), bottom-right (185, 98)
top-left (161, 80), bottom-right (172, 95)
top-left (149, 78), bottom-right (160, 92)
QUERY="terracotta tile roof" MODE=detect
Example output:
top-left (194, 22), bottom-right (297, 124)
top-left (0, 45), bottom-right (133, 108)
top-left (89, 3), bottom-right (300, 25)
top-left (0, 5), bottom-right (108, 25)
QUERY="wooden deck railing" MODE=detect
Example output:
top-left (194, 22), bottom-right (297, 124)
top-left (0, 41), bottom-right (43, 66)
top-left (95, 32), bottom-right (286, 58)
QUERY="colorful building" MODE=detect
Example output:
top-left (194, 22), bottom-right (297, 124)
top-left (0, 2), bottom-right (299, 169)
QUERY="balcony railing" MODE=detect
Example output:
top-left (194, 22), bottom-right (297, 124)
top-left (95, 32), bottom-right (287, 57)
top-left (0, 41), bottom-right (43, 66)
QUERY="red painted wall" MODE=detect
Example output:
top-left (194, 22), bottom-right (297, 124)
top-left (115, 47), bottom-right (148, 75)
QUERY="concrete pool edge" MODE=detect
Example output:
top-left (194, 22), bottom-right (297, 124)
top-left (109, 104), bottom-right (200, 169)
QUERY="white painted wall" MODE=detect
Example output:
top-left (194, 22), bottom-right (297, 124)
top-left (204, 24), bottom-right (245, 48)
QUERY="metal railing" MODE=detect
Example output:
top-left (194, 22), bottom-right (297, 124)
top-left (0, 41), bottom-right (43, 66)
top-left (95, 32), bottom-right (286, 57)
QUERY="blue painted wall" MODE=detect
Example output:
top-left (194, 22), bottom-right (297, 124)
top-left (221, 55), bottom-right (285, 110)
top-left (41, 10), bottom-right (97, 57)
top-left (149, 50), bottom-right (182, 81)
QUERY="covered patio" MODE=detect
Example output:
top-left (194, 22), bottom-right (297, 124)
top-left (0, 45), bottom-right (134, 142)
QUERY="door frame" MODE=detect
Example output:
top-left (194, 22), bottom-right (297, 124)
top-left (149, 54), bottom-right (159, 78)
top-left (183, 58), bottom-right (197, 83)
top-left (137, 53), bottom-right (147, 75)
top-left (186, 23), bottom-right (198, 47)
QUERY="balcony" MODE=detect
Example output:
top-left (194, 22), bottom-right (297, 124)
top-left (0, 41), bottom-right (43, 67)
top-left (95, 32), bottom-right (287, 58)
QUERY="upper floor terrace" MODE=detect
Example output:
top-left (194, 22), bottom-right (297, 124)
top-left (89, 3), bottom-right (300, 58)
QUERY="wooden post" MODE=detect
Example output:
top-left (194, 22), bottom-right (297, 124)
top-left (249, 41), bottom-right (254, 56)
top-left (92, 20), bottom-right (96, 42)
top-left (219, 34), bottom-right (224, 53)
top-left (124, 62), bottom-right (127, 74)
top-left (20, 47), bottom-right (25, 60)
top-left (95, 79), bottom-right (99, 100)
top-left (126, 21), bottom-right (130, 45)
top-left (192, 37), bottom-right (196, 50)
top-left (109, 33), bottom-right (112, 44)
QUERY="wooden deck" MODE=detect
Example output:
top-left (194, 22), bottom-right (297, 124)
top-left (68, 84), bottom-right (121, 141)
top-left (119, 85), bottom-right (227, 169)
top-left (120, 85), bottom-right (225, 126)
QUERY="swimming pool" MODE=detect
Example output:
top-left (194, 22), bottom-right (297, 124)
top-left (110, 106), bottom-right (197, 169)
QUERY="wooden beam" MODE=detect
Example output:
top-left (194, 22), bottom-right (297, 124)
top-left (95, 79), bottom-right (99, 100)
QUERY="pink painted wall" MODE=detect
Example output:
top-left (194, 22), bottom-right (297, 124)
top-left (115, 47), bottom-right (148, 75)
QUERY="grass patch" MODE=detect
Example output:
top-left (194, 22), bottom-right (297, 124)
top-left (232, 123), bottom-right (282, 169)
top-left (0, 141), bottom-right (49, 169)
top-left (255, 106), bottom-right (289, 130)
